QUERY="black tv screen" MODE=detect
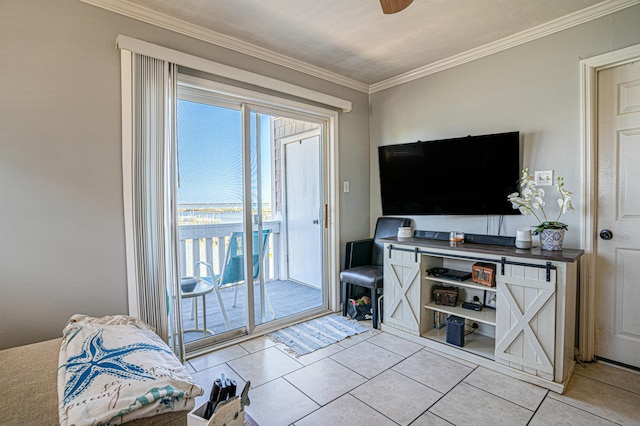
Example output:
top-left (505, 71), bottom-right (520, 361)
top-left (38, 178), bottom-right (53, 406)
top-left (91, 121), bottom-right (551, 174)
top-left (378, 132), bottom-right (520, 215)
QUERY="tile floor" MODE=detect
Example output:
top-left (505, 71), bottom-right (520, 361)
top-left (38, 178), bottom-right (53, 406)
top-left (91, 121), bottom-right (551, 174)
top-left (186, 321), bottom-right (640, 426)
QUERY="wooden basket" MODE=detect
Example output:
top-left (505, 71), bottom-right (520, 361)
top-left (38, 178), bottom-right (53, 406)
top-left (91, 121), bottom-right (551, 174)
top-left (471, 262), bottom-right (496, 287)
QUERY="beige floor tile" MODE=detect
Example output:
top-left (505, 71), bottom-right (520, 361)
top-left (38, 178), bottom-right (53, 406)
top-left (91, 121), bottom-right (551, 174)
top-left (330, 340), bottom-right (404, 378)
top-left (463, 366), bottom-right (548, 411)
top-left (188, 328), bottom-right (640, 426)
top-left (573, 362), bottom-right (640, 395)
top-left (367, 331), bottom-right (424, 357)
top-left (294, 394), bottom-right (396, 426)
top-left (392, 349), bottom-right (474, 393)
top-left (548, 374), bottom-right (640, 425)
top-left (244, 378), bottom-right (319, 426)
top-left (336, 327), bottom-right (375, 347)
top-left (529, 398), bottom-right (618, 426)
top-left (238, 335), bottom-right (277, 353)
top-left (188, 344), bottom-right (249, 372)
top-left (227, 346), bottom-right (303, 387)
top-left (430, 382), bottom-right (533, 426)
top-left (350, 369), bottom-right (442, 425)
top-left (410, 411), bottom-right (454, 426)
top-left (421, 346), bottom-right (479, 369)
top-left (190, 363), bottom-right (247, 408)
top-left (284, 357), bottom-right (367, 405)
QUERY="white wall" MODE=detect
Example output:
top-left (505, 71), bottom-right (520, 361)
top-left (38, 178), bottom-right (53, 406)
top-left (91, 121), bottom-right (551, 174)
top-left (369, 5), bottom-right (640, 248)
top-left (0, 0), bottom-right (370, 349)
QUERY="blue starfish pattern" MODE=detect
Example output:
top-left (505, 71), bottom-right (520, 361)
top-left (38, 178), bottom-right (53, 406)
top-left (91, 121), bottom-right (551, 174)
top-left (62, 329), bottom-right (171, 405)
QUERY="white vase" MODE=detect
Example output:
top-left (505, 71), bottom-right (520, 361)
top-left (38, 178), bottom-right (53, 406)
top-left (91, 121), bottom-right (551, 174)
top-left (540, 229), bottom-right (566, 251)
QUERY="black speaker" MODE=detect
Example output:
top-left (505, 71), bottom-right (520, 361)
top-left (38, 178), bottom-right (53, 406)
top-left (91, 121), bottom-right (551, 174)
top-left (446, 315), bottom-right (465, 347)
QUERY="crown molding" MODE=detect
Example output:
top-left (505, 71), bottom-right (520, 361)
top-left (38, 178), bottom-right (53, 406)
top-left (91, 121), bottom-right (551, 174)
top-left (81, 0), bottom-right (639, 96)
top-left (369, 0), bottom-right (640, 93)
top-left (79, 0), bottom-right (370, 93)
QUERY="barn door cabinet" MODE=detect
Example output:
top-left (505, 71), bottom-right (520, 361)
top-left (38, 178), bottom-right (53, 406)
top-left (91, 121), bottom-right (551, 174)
top-left (381, 237), bottom-right (583, 393)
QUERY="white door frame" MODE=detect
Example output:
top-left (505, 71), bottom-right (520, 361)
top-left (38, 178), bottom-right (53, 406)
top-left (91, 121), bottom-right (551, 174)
top-left (580, 43), bottom-right (640, 362)
top-left (172, 75), bottom-right (341, 352)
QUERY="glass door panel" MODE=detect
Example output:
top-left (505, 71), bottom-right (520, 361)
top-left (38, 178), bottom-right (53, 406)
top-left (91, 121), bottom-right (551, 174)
top-left (248, 111), bottom-right (272, 326)
top-left (248, 109), bottom-right (325, 328)
top-left (176, 99), bottom-right (247, 346)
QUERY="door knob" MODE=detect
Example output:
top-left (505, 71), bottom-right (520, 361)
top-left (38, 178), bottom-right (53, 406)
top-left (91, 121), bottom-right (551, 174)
top-left (313, 219), bottom-right (319, 224)
top-left (599, 229), bottom-right (613, 240)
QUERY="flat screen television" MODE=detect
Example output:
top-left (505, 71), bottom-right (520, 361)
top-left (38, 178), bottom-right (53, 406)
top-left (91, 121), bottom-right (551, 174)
top-left (378, 131), bottom-right (520, 216)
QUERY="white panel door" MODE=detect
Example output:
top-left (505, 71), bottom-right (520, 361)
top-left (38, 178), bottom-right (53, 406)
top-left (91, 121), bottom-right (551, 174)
top-left (495, 264), bottom-right (556, 381)
top-left (595, 62), bottom-right (640, 369)
top-left (284, 134), bottom-right (322, 288)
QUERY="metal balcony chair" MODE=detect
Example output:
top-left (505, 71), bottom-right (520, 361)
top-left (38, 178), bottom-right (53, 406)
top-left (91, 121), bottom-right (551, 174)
top-left (193, 229), bottom-right (274, 330)
top-left (340, 217), bottom-right (411, 329)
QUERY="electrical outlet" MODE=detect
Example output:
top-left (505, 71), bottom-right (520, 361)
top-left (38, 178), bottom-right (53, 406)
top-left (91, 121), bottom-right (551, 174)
top-left (535, 170), bottom-right (553, 186)
top-left (343, 181), bottom-right (350, 193)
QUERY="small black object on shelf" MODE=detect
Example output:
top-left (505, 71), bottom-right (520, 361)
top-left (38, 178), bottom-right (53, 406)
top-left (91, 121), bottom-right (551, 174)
top-left (461, 296), bottom-right (483, 311)
top-left (446, 315), bottom-right (465, 347)
top-left (427, 267), bottom-right (472, 281)
top-left (427, 267), bottom-right (450, 277)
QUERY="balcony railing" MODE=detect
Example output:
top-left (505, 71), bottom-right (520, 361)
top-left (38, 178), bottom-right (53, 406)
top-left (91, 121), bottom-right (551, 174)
top-left (178, 221), bottom-right (281, 281)
top-left (177, 220), bottom-right (326, 340)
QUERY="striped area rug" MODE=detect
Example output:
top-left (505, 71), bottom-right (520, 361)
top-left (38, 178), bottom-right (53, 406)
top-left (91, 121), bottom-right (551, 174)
top-left (268, 314), bottom-right (368, 357)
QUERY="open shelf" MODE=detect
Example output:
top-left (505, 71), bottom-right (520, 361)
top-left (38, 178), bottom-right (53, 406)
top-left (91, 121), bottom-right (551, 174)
top-left (424, 276), bottom-right (497, 292)
top-left (422, 328), bottom-right (495, 360)
top-left (425, 302), bottom-right (496, 326)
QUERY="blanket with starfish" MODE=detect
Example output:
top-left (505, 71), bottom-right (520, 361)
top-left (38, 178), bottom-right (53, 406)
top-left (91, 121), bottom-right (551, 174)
top-left (57, 314), bottom-right (203, 426)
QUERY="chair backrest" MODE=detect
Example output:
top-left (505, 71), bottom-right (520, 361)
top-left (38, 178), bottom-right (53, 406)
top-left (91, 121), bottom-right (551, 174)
top-left (219, 229), bottom-right (271, 285)
top-left (370, 217), bottom-right (412, 266)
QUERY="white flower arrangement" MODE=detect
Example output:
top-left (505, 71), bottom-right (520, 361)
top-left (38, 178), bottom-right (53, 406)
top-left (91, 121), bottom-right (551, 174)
top-left (508, 168), bottom-right (575, 234)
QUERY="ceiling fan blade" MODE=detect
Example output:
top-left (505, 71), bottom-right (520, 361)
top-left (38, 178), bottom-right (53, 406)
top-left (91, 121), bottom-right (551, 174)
top-left (379, 0), bottom-right (414, 14)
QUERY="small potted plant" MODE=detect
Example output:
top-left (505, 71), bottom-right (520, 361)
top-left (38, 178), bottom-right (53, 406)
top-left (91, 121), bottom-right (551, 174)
top-left (508, 169), bottom-right (575, 250)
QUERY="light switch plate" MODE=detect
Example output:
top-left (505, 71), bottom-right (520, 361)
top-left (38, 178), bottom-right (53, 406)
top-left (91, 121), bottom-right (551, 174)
top-left (535, 170), bottom-right (553, 186)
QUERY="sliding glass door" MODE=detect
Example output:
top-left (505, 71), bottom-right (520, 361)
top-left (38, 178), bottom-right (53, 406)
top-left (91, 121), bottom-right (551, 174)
top-left (177, 98), bottom-right (248, 345)
top-left (175, 79), bottom-right (327, 354)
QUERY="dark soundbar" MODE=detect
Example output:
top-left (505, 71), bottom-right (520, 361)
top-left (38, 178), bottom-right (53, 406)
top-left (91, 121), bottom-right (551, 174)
top-left (413, 230), bottom-right (515, 247)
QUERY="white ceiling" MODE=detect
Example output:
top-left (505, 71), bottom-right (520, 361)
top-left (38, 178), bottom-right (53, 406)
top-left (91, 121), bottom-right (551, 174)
top-left (85, 0), bottom-right (638, 91)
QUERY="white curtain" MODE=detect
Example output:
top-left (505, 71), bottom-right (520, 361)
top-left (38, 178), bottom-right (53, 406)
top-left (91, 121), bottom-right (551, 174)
top-left (122, 51), bottom-right (183, 359)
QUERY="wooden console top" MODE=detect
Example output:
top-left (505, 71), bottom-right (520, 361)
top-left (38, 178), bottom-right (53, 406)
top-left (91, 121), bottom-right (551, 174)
top-left (380, 236), bottom-right (584, 263)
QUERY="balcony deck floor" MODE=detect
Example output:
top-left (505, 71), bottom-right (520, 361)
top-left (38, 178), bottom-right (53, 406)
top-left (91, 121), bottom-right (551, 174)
top-left (180, 279), bottom-right (322, 343)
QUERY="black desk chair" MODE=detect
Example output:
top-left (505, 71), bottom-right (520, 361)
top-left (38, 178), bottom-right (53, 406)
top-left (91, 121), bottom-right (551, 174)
top-left (340, 216), bottom-right (411, 328)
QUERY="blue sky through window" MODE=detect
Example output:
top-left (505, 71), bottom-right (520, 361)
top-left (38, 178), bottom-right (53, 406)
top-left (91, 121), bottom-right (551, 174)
top-left (177, 100), bottom-right (271, 206)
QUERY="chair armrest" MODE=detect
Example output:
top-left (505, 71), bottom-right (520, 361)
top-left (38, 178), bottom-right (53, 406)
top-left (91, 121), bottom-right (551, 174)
top-left (344, 238), bottom-right (373, 269)
top-left (194, 261), bottom-right (215, 281)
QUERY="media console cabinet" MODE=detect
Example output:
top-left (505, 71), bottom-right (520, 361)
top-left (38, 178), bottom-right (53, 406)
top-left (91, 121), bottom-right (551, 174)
top-left (380, 236), bottom-right (583, 393)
